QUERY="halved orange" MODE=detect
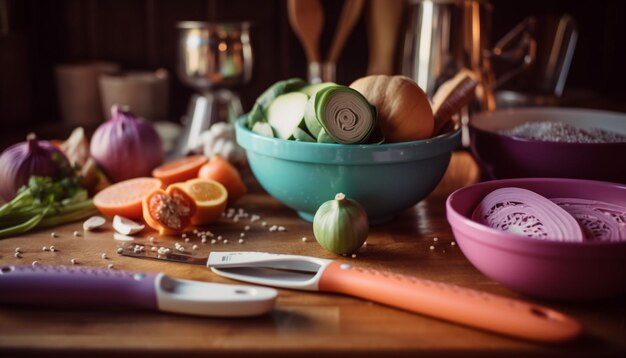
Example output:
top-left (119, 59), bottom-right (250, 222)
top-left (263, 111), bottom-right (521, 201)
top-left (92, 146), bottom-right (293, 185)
top-left (93, 177), bottom-right (162, 219)
top-left (170, 178), bottom-right (228, 226)
top-left (152, 154), bottom-right (208, 186)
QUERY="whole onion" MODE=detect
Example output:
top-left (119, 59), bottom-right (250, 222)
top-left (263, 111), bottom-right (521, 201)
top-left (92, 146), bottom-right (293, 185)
top-left (0, 133), bottom-right (72, 201)
top-left (90, 106), bottom-right (164, 182)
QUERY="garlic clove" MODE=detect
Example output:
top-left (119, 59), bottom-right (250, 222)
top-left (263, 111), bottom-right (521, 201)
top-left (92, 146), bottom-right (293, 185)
top-left (83, 215), bottom-right (106, 231)
top-left (112, 215), bottom-right (145, 235)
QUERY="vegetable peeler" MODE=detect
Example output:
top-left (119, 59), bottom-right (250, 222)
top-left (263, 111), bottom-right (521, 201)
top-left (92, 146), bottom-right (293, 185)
top-left (119, 244), bottom-right (582, 342)
top-left (0, 264), bottom-right (277, 317)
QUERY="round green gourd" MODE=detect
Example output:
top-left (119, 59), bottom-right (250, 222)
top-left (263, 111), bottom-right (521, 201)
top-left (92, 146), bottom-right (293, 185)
top-left (313, 193), bottom-right (369, 254)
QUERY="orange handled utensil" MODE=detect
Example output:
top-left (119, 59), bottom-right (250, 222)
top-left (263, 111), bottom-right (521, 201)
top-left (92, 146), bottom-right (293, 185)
top-left (208, 251), bottom-right (581, 343)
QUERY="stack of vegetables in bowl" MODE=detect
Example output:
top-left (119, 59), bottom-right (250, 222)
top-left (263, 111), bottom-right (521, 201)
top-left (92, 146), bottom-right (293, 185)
top-left (0, 105), bottom-right (248, 239)
top-left (236, 74), bottom-right (472, 225)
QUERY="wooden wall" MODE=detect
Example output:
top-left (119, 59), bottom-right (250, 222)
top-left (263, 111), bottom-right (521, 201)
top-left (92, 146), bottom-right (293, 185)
top-left (0, 0), bottom-right (624, 129)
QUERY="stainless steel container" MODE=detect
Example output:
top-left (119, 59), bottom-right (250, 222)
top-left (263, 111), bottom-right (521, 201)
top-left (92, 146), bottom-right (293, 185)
top-left (402, 0), bottom-right (535, 112)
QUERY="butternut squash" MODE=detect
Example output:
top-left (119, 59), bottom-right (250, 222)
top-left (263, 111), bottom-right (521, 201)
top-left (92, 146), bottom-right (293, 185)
top-left (349, 75), bottom-right (434, 142)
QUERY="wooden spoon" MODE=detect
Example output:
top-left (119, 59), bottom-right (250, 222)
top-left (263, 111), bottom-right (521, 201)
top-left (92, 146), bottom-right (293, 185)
top-left (366, 0), bottom-right (405, 75)
top-left (287, 0), bottom-right (324, 83)
top-left (324, 0), bottom-right (365, 81)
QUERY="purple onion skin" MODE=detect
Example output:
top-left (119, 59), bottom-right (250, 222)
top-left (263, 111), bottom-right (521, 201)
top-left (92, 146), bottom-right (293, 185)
top-left (0, 136), bottom-right (71, 201)
top-left (90, 108), bottom-right (164, 183)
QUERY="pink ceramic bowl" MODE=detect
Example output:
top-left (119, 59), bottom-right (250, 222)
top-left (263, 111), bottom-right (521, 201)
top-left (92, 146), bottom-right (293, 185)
top-left (446, 178), bottom-right (626, 301)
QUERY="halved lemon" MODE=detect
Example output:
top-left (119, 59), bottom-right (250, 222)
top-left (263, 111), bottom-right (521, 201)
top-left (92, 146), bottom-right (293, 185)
top-left (171, 178), bottom-right (228, 226)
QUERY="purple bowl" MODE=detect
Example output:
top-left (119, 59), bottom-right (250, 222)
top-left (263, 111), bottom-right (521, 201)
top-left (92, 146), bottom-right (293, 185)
top-left (470, 107), bottom-right (626, 183)
top-left (446, 178), bottom-right (626, 301)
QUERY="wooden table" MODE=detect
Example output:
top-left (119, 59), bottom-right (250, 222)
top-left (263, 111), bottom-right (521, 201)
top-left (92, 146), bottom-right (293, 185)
top-left (0, 152), bottom-right (624, 357)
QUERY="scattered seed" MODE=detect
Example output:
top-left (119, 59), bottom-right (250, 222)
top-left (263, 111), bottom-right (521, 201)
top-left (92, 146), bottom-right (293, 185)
top-left (151, 246), bottom-right (158, 251)
top-left (101, 253), bottom-right (108, 260)
top-left (240, 232), bottom-right (245, 238)
top-left (429, 245), bottom-right (435, 251)
top-left (50, 232), bottom-right (58, 238)
top-left (233, 216), bottom-right (239, 223)
top-left (278, 226), bottom-right (286, 232)
top-left (223, 239), bottom-right (229, 244)
top-left (433, 237), bottom-right (439, 242)
top-left (363, 241), bottom-right (368, 247)
top-left (108, 264), bottom-right (115, 269)
top-left (14, 253), bottom-right (21, 258)
top-left (149, 236), bottom-right (156, 243)
top-left (182, 233), bottom-right (187, 238)
top-left (201, 235), bottom-right (207, 241)
top-left (192, 245), bottom-right (198, 250)
top-left (49, 245), bottom-right (56, 252)
top-left (31, 260), bottom-right (38, 266)
top-left (116, 247), bottom-right (124, 254)
top-left (42, 246), bottom-right (48, 251)
top-left (238, 238), bottom-right (244, 244)
top-left (261, 221), bottom-right (267, 227)
top-left (301, 237), bottom-right (307, 243)
top-left (244, 225), bottom-right (250, 231)
top-left (15, 247), bottom-right (21, 253)
top-left (201, 237), bottom-right (207, 244)
top-left (193, 229), bottom-right (198, 234)
top-left (177, 246), bottom-right (185, 252)
top-left (269, 225), bottom-right (277, 232)
top-left (442, 249), bottom-right (446, 253)
top-left (211, 239), bottom-right (217, 244)
top-left (351, 254), bottom-right (357, 258)
top-left (451, 241), bottom-right (456, 246)
top-left (73, 231), bottom-right (81, 237)
top-left (70, 258), bottom-right (77, 265)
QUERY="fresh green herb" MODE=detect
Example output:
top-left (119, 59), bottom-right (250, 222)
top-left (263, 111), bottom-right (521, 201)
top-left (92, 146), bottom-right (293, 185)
top-left (0, 176), bottom-right (96, 238)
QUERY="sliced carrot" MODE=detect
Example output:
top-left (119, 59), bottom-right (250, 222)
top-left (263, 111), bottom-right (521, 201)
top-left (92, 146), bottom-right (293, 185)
top-left (152, 154), bottom-right (208, 186)
top-left (93, 177), bottom-right (162, 219)
top-left (198, 155), bottom-right (247, 203)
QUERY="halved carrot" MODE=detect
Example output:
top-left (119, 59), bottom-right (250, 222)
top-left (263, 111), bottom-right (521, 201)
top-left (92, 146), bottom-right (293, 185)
top-left (93, 177), bottom-right (162, 219)
top-left (198, 155), bottom-right (247, 203)
top-left (152, 154), bottom-right (208, 186)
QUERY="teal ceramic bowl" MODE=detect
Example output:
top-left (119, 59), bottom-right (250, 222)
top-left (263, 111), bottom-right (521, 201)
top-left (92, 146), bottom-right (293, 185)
top-left (236, 117), bottom-right (461, 223)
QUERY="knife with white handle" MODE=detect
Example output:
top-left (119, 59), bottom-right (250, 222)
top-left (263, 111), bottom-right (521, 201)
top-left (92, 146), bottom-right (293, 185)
top-left (0, 264), bottom-right (276, 317)
top-left (118, 244), bottom-right (582, 342)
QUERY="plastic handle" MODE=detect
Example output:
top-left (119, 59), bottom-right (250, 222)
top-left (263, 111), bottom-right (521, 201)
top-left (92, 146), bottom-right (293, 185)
top-left (318, 261), bottom-right (582, 342)
top-left (0, 265), bottom-right (158, 310)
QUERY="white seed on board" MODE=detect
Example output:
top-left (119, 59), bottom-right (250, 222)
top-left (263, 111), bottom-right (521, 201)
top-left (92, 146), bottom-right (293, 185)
top-left (301, 237), bottom-right (307, 243)
top-left (14, 253), bottom-right (21, 258)
top-left (50, 232), bottom-right (58, 238)
top-left (244, 225), bottom-right (250, 231)
top-left (429, 245), bottom-right (435, 251)
top-left (70, 258), bottom-right (78, 265)
top-left (31, 260), bottom-right (38, 266)
top-left (73, 231), bottom-right (81, 237)
top-left (192, 245), bottom-right (198, 250)
top-left (211, 239), bottom-right (217, 244)
top-left (49, 245), bottom-right (56, 252)
top-left (223, 239), bottom-right (229, 244)
top-left (42, 246), bottom-right (48, 251)
top-left (108, 264), bottom-right (115, 269)
top-left (101, 253), bottom-right (108, 260)
top-left (238, 238), bottom-right (245, 244)
top-left (116, 247), bottom-right (124, 254)
top-left (277, 226), bottom-right (286, 232)
top-left (15, 247), bottom-right (21, 253)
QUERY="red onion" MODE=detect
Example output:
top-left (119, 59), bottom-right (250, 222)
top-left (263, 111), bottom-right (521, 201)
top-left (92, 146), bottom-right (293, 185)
top-left (0, 133), bottom-right (71, 201)
top-left (471, 187), bottom-right (584, 242)
top-left (551, 198), bottom-right (626, 242)
top-left (90, 106), bottom-right (164, 183)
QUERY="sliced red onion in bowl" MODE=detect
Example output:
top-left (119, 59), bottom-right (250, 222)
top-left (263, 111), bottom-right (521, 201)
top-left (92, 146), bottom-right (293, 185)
top-left (550, 198), bottom-right (626, 242)
top-left (471, 187), bottom-right (585, 242)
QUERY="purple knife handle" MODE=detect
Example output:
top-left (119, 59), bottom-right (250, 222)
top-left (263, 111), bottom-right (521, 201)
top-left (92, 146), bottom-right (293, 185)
top-left (0, 265), bottom-right (159, 310)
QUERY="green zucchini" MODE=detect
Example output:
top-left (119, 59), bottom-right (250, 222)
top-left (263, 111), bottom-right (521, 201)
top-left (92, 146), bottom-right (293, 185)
top-left (267, 92), bottom-right (309, 140)
top-left (300, 82), bottom-right (336, 97)
top-left (251, 122), bottom-right (275, 138)
top-left (292, 127), bottom-right (315, 142)
top-left (247, 78), bottom-right (307, 128)
top-left (305, 85), bottom-right (376, 144)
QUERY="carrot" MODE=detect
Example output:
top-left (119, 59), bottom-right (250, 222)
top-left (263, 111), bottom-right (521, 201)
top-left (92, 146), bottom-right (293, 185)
top-left (198, 155), bottom-right (247, 203)
top-left (93, 177), bottom-right (162, 219)
top-left (152, 155), bottom-right (208, 186)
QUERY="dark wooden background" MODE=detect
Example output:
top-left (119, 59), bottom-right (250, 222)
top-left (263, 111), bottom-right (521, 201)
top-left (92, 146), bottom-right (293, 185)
top-left (0, 0), bottom-right (625, 132)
